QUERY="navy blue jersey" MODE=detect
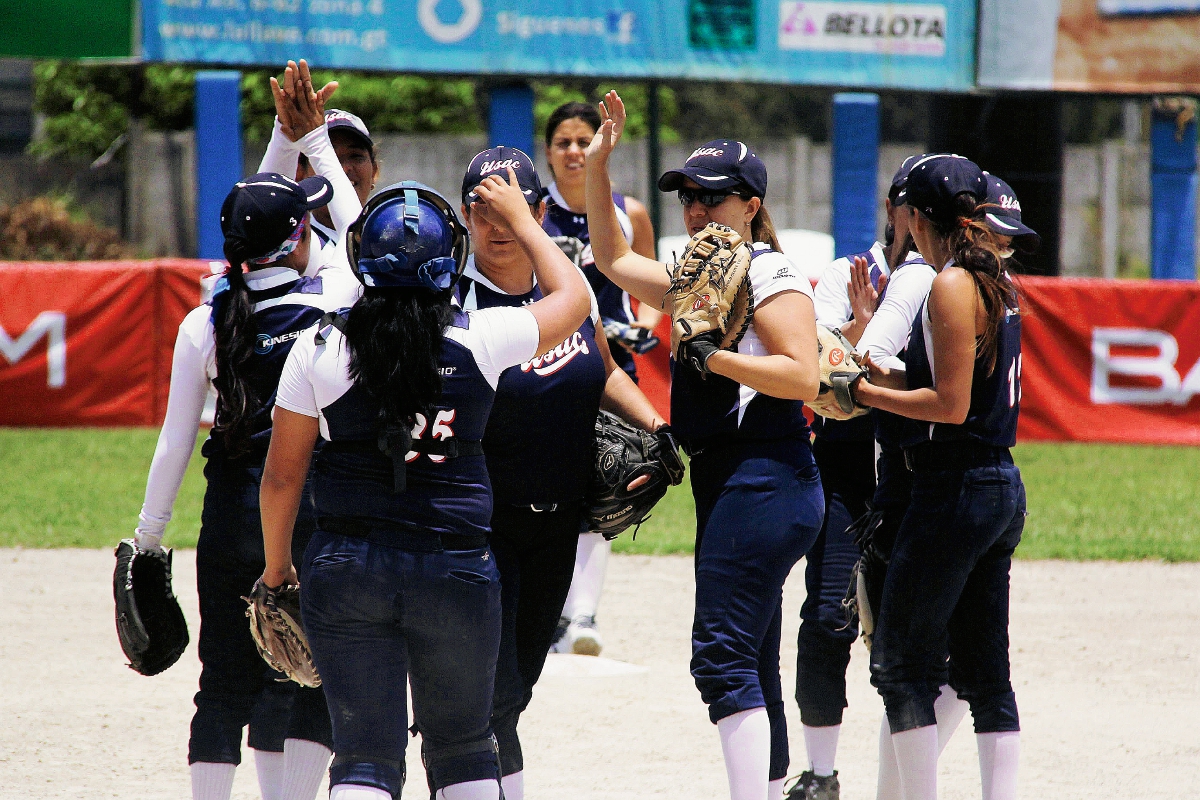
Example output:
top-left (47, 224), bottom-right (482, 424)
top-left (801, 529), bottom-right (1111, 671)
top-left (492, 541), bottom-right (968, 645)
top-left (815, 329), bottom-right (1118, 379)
top-left (275, 305), bottom-right (542, 539)
top-left (456, 260), bottom-right (607, 505)
top-left (670, 245), bottom-right (813, 449)
top-left (203, 266), bottom-right (361, 460)
top-left (900, 287), bottom-right (1022, 448)
top-left (542, 183), bottom-right (640, 377)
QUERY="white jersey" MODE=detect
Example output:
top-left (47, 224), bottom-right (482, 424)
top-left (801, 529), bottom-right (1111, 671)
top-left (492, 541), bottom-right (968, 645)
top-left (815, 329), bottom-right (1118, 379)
top-left (813, 241), bottom-right (893, 328)
top-left (258, 120), bottom-right (362, 277)
top-left (134, 266), bottom-right (362, 547)
top-left (856, 257), bottom-right (937, 372)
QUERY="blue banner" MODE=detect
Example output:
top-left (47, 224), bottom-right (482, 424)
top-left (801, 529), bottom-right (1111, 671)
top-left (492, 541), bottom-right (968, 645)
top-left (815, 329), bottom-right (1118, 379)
top-left (142, 0), bottom-right (975, 90)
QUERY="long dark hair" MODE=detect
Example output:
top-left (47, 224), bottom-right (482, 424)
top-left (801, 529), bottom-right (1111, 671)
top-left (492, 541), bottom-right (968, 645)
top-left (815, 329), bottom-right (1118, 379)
top-left (750, 202), bottom-right (781, 252)
top-left (929, 194), bottom-right (1019, 375)
top-left (211, 247), bottom-right (261, 457)
top-left (545, 101), bottom-right (601, 145)
top-left (343, 288), bottom-right (455, 430)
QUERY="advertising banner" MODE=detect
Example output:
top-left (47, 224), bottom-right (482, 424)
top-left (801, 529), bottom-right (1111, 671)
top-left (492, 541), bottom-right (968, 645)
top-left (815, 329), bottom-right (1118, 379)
top-left (1017, 276), bottom-right (1200, 445)
top-left (142, 0), bottom-right (976, 90)
top-left (0, 260), bottom-right (207, 427)
top-left (979, 0), bottom-right (1200, 92)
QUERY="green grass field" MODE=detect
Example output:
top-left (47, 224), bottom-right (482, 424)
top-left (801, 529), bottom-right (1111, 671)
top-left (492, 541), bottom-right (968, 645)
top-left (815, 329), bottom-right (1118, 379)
top-left (1, 428), bottom-right (1197, 560)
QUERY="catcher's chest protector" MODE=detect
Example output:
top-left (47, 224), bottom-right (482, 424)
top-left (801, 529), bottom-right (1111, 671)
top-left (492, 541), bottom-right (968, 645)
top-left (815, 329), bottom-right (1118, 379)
top-left (113, 540), bottom-right (190, 676)
top-left (310, 311), bottom-right (497, 535)
top-left (668, 246), bottom-right (810, 446)
top-left (456, 274), bottom-right (607, 505)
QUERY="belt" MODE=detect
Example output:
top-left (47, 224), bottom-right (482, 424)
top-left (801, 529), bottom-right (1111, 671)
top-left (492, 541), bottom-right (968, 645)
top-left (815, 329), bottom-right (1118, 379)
top-left (902, 441), bottom-right (1012, 472)
top-left (317, 517), bottom-right (488, 551)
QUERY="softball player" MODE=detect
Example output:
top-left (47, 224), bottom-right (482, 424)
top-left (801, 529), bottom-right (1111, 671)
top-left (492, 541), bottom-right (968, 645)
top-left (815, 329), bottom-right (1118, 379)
top-left (258, 59), bottom-right (376, 276)
top-left (586, 91), bottom-right (824, 800)
top-left (855, 154), bottom-right (1027, 800)
top-left (259, 174), bottom-right (591, 800)
top-left (454, 146), bottom-right (665, 800)
top-left (788, 157), bottom-right (923, 800)
top-left (540, 100), bottom-right (662, 656)
top-left (133, 169), bottom-right (361, 800)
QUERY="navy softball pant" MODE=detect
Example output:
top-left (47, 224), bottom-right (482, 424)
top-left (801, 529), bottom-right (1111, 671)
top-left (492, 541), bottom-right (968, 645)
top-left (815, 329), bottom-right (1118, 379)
top-left (870, 444), bottom-right (1026, 735)
top-left (795, 434), bottom-right (876, 727)
top-left (301, 529), bottom-right (503, 798)
top-left (190, 456), bottom-right (332, 765)
top-left (689, 438), bottom-right (825, 782)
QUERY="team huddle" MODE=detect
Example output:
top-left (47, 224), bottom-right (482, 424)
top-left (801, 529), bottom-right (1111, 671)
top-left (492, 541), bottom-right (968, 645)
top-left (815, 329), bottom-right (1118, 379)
top-left (116, 61), bottom-right (1030, 800)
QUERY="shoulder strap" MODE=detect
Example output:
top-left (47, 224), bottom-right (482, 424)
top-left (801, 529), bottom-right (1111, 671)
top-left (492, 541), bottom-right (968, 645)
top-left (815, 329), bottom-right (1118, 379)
top-left (376, 418), bottom-right (484, 493)
top-left (314, 310), bottom-right (349, 346)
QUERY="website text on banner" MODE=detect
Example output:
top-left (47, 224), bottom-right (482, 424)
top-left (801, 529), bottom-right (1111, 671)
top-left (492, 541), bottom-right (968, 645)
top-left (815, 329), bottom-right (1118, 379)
top-left (142, 0), bottom-right (976, 90)
top-left (1017, 276), bottom-right (1200, 445)
top-left (0, 260), bottom-right (208, 427)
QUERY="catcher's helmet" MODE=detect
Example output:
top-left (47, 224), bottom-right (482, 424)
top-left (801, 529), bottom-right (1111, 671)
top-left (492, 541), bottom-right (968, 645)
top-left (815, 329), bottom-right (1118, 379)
top-left (347, 182), bottom-right (469, 292)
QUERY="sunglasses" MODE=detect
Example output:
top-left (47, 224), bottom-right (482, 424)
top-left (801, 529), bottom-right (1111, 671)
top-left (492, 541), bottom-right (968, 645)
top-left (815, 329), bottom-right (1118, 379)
top-left (677, 188), bottom-right (750, 207)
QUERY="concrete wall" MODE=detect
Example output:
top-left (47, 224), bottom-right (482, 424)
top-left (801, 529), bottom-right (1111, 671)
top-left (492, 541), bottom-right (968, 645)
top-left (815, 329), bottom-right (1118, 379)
top-left (1061, 143), bottom-right (1152, 278)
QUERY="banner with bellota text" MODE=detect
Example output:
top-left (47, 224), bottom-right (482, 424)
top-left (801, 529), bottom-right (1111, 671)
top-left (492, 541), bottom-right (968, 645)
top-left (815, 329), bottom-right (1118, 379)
top-left (2, 262), bottom-right (1199, 443)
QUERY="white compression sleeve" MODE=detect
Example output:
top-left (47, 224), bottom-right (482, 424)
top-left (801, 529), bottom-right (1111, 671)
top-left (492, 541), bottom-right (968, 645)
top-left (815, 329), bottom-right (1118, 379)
top-left (296, 125), bottom-right (362, 245)
top-left (717, 708), bottom-right (772, 800)
top-left (258, 118), bottom-right (301, 178)
top-left (136, 314), bottom-right (210, 548)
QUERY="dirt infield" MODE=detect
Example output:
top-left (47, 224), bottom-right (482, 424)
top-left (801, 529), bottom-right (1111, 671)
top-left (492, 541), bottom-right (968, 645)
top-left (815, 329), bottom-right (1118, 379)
top-left (1, 550), bottom-right (1197, 799)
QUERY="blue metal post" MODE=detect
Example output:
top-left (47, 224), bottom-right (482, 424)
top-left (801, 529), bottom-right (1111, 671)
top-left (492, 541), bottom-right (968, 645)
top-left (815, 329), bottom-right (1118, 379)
top-left (488, 83), bottom-right (535, 158)
top-left (195, 71), bottom-right (243, 260)
top-left (1150, 108), bottom-right (1197, 280)
top-left (831, 93), bottom-right (880, 259)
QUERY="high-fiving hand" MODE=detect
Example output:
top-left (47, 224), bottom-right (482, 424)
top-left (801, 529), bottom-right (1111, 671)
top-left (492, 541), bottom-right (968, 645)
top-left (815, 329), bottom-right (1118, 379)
top-left (270, 58), bottom-right (339, 142)
top-left (585, 90), bottom-right (627, 164)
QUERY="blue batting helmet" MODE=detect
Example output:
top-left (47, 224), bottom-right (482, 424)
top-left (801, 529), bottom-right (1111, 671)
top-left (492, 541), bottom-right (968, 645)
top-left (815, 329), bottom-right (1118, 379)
top-left (347, 182), bottom-right (469, 292)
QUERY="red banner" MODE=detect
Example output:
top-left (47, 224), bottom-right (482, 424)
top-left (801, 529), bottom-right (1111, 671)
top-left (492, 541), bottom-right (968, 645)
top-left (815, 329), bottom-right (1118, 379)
top-left (0, 260), bottom-right (208, 426)
top-left (1017, 276), bottom-right (1200, 445)
top-left (3, 264), bottom-right (1198, 444)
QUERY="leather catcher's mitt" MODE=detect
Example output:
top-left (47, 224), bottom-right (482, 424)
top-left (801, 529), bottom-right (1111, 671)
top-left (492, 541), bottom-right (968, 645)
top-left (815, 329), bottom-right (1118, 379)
top-left (809, 325), bottom-right (869, 420)
top-left (666, 223), bottom-right (753, 362)
top-left (114, 539), bottom-right (189, 676)
top-left (840, 506), bottom-right (889, 651)
top-left (244, 579), bottom-right (321, 688)
top-left (587, 412), bottom-right (686, 539)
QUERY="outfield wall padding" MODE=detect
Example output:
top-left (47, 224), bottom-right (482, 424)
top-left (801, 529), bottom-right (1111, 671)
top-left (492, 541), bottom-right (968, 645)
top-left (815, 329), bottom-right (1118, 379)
top-left (2, 263), bottom-right (1199, 444)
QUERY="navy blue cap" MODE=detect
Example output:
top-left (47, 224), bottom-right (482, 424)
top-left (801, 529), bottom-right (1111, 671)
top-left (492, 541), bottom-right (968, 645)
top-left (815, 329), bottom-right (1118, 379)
top-left (324, 108), bottom-right (373, 149)
top-left (903, 154), bottom-right (987, 225)
top-left (462, 146), bottom-right (543, 206)
top-left (658, 140), bottom-right (768, 199)
top-left (982, 172), bottom-right (1039, 246)
top-left (220, 172), bottom-right (333, 262)
top-left (889, 154), bottom-right (923, 206)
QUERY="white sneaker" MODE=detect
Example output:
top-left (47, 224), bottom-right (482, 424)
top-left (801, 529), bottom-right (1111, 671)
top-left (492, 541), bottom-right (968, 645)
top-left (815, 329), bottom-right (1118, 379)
top-left (567, 615), bottom-right (603, 656)
top-left (548, 616), bottom-right (570, 655)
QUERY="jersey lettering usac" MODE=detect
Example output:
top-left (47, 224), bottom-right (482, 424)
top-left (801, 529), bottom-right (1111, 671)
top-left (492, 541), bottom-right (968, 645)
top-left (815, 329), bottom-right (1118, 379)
top-left (900, 276), bottom-right (1022, 448)
top-left (542, 182), bottom-right (640, 376)
top-left (273, 304), bottom-right (541, 539)
top-left (455, 256), bottom-right (607, 505)
top-left (670, 244), bottom-right (814, 448)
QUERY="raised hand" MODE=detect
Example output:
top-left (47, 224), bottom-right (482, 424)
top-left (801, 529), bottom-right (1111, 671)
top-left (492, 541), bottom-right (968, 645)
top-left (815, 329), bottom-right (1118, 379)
top-left (585, 90), bottom-right (627, 163)
top-left (271, 59), bottom-right (338, 142)
top-left (470, 167), bottom-right (535, 231)
top-left (847, 255), bottom-right (882, 325)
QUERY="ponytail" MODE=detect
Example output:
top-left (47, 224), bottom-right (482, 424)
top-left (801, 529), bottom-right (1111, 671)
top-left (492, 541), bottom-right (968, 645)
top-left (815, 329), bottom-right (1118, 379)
top-left (751, 202), bottom-right (782, 253)
top-left (344, 288), bottom-right (456, 432)
top-left (212, 246), bottom-right (261, 457)
top-left (930, 195), bottom-right (1019, 376)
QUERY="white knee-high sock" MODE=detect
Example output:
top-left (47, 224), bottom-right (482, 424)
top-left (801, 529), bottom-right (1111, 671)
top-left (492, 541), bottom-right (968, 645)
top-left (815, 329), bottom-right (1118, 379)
top-left (801, 724), bottom-right (841, 776)
top-left (191, 762), bottom-right (236, 800)
top-left (717, 708), bottom-right (772, 800)
top-left (436, 778), bottom-right (501, 800)
top-left (254, 749), bottom-right (286, 800)
top-left (328, 785), bottom-right (390, 800)
top-left (934, 685), bottom-right (970, 753)
top-left (875, 715), bottom-right (902, 800)
top-left (977, 731), bottom-right (1020, 800)
top-left (281, 738), bottom-right (332, 800)
top-left (768, 777), bottom-right (786, 800)
top-left (501, 770), bottom-right (524, 800)
top-left (890, 726), bottom-right (938, 800)
top-left (562, 532), bottom-right (610, 621)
